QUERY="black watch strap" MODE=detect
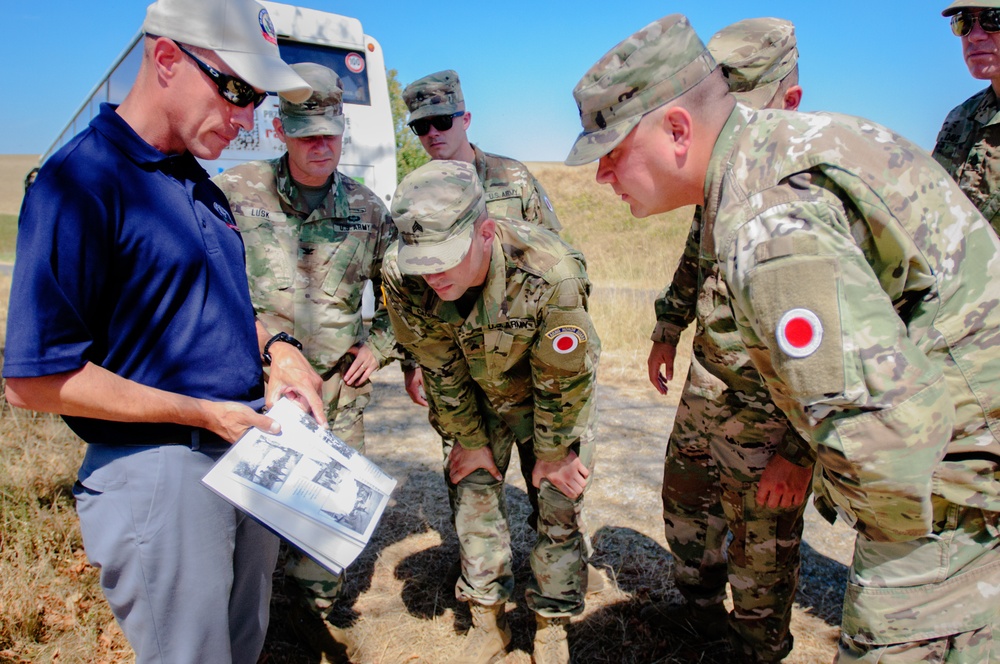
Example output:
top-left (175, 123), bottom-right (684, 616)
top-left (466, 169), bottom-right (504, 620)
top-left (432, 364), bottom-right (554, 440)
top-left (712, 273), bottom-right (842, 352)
top-left (263, 331), bottom-right (303, 365)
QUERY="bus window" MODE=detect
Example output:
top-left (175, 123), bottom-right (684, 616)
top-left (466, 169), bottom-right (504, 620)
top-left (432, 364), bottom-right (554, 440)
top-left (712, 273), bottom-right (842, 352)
top-left (277, 39), bottom-right (371, 106)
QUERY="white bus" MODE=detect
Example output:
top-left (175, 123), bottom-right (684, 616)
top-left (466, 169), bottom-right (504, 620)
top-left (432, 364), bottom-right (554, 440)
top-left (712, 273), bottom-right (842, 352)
top-left (38, 1), bottom-right (397, 207)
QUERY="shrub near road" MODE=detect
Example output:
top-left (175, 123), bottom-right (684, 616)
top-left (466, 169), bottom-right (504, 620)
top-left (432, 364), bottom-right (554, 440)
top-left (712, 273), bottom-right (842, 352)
top-left (0, 160), bottom-right (853, 663)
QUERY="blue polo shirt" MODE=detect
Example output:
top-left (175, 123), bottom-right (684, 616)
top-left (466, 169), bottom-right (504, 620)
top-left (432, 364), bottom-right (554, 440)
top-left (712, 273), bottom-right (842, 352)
top-left (4, 104), bottom-right (264, 444)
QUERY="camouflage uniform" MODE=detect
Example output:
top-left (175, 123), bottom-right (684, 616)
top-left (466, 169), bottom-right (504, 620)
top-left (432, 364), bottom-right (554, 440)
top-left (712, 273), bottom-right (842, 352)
top-left (472, 143), bottom-right (561, 234)
top-left (567, 14), bottom-right (1000, 662)
top-left (933, 86), bottom-right (1000, 237)
top-left (214, 64), bottom-right (400, 618)
top-left (403, 69), bottom-right (562, 235)
top-left (706, 103), bottom-right (1000, 662)
top-left (383, 164), bottom-right (600, 619)
top-left (650, 20), bottom-right (809, 661)
top-left (404, 70), bottom-right (569, 536)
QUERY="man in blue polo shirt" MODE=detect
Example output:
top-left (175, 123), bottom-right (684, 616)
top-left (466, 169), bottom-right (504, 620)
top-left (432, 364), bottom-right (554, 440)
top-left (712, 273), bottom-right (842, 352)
top-left (3, 1), bottom-right (322, 662)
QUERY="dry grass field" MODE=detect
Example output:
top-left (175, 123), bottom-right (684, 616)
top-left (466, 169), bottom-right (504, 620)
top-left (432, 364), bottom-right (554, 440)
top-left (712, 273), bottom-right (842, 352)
top-left (0, 155), bottom-right (855, 663)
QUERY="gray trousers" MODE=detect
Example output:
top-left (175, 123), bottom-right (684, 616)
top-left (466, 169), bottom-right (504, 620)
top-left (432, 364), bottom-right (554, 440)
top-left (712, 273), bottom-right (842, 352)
top-left (74, 442), bottom-right (280, 664)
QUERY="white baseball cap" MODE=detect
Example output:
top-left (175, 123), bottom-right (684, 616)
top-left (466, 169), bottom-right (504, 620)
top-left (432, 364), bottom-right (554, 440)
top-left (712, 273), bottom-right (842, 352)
top-left (142, 0), bottom-right (312, 103)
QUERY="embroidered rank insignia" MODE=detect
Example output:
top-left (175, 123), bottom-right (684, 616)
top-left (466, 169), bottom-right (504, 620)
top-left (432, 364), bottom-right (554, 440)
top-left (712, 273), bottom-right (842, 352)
top-left (545, 325), bottom-right (588, 354)
top-left (776, 308), bottom-right (823, 358)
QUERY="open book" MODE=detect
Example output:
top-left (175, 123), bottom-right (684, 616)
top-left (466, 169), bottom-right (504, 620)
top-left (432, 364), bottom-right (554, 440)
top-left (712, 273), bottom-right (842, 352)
top-left (202, 397), bottom-right (397, 574)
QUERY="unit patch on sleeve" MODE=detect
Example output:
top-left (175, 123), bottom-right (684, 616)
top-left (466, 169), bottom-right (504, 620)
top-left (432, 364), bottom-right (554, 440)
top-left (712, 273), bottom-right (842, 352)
top-left (776, 308), bottom-right (823, 358)
top-left (546, 325), bottom-right (587, 354)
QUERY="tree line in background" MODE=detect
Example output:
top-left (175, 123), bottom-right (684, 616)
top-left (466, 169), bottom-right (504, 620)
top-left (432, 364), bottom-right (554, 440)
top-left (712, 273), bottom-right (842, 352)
top-left (387, 69), bottom-right (429, 184)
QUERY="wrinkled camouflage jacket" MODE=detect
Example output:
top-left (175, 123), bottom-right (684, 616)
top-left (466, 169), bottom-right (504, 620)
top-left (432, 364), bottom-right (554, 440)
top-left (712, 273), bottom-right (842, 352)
top-left (383, 219), bottom-right (599, 462)
top-left (705, 104), bottom-right (1000, 542)
top-left (214, 155), bottom-right (399, 376)
top-left (933, 85), bottom-right (1000, 237)
top-left (473, 144), bottom-right (562, 234)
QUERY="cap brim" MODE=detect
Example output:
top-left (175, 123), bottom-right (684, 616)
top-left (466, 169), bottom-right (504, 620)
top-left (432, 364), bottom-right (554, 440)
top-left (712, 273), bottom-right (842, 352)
top-left (218, 50), bottom-right (312, 103)
top-left (282, 115), bottom-right (346, 137)
top-left (942, 0), bottom-right (1000, 15)
top-left (408, 102), bottom-right (464, 123)
top-left (396, 225), bottom-right (475, 276)
top-left (564, 115), bottom-right (642, 167)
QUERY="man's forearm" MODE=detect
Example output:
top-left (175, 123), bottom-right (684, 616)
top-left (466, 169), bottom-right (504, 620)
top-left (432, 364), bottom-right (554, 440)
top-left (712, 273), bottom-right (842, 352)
top-left (5, 363), bottom-right (210, 428)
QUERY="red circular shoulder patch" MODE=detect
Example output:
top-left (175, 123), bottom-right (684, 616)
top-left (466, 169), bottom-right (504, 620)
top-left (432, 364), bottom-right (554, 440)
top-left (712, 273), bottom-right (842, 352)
top-left (776, 308), bottom-right (823, 358)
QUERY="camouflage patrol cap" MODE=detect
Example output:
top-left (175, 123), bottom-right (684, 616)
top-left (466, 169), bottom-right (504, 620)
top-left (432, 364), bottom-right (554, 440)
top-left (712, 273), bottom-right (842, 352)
top-left (565, 14), bottom-right (715, 166)
top-left (708, 18), bottom-right (798, 110)
top-left (278, 63), bottom-right (345, 137)
top-left (942, 0), bottom-right (1000, 16)
top-left (391, 160), bottom-right (486, 275)
top-left (403, 70), bottom-right (466, 123)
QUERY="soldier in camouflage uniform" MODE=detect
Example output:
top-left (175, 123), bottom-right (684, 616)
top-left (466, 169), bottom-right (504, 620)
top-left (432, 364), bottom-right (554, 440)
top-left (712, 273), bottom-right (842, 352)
top-left (403, 69), bottom-right (561, 234)
top-left (934, 0), bottom-right (1000, 237)
top-left (382, 160), bottom-right (599, 664)
top-left (569, 14), bottom-right (1000, 663)
top-left (644, 19), bottom-right (811, 662)
top-left (403, 70), bottom-right (608, 595)
top-left (214, 63), bottom-right (402, 658)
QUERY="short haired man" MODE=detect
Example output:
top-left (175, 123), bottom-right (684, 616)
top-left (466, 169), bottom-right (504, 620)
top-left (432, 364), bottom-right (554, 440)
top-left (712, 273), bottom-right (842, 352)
top-left (569, 13), bottom-right (1000, 662)
top-left (382, 160), bottom-right (599, 664)
top-left (214, 62), bottom-right (403, 659)
top-left (402, 70), bottom-right (561, 234)
top-left (934, 0), bottom-right (1000, 236)
top-left (3, 0), bottom-right (324, 662)
top-left (645, 18), bottom-right (811, 662)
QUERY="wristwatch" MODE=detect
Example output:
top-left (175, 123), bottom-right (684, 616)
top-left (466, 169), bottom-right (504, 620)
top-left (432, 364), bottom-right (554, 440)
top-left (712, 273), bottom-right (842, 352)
top-left (263, 331), bottom-right (303, 365)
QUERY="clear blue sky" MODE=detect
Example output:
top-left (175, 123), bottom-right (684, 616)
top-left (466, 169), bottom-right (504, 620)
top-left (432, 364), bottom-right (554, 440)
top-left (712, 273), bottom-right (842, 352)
top-left (0, 1), bottom-right (983, 162)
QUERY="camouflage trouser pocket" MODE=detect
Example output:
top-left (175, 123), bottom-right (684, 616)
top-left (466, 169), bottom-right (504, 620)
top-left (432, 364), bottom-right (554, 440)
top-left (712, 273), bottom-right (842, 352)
top-left (719, 483), bottom-right (805, 573)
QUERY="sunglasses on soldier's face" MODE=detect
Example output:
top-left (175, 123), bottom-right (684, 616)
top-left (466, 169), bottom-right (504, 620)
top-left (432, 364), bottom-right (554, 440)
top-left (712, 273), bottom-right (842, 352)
top-left (409, 112), bottom-right (465, 137)
top-left (951, 9), bottom-right (1000, 36)
top-left (175, 42), bottom-right (269, 109)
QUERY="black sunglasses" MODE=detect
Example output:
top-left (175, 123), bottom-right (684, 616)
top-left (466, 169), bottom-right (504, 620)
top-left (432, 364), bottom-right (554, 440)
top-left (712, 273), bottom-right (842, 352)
top-left (951, 8), bottom-right (1000, 36)
top-left (175, 42), bottom-right (269, 109)
top-left (409, 112), bottom-right (465, 137)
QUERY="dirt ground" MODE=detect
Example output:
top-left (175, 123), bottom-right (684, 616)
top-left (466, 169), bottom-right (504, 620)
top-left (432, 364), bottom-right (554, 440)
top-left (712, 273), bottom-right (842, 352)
top-left (258, 368), bottom-right (857, 664)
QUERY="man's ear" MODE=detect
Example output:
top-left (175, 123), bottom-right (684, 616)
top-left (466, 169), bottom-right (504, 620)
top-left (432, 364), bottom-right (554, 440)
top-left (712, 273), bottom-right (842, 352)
top-left (783, 85), bottom-right (803, 112)
top-left (272, 117), bottom-right (287, 144)
top-left (479, 216), bottom-right (495, 241)
top-left (151, 37), bottom-right (183, 81)
top-left (663, 106), bottom-right (694, 157)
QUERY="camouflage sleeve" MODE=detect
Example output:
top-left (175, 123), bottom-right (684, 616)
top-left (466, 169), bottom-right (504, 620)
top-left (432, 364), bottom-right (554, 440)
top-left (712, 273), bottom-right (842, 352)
top-left (531, 276), bottom-right (599, 462)
top-left (524, 176), bottom-right (563, 233)
top-left (651, 206), bottom-right (702, 344)
top-left (363, 201), bottom-right (402, 368)
top-left (382, 257), bottom-right (490, 450)
top-left (723, 194), bottom-right (953, 543)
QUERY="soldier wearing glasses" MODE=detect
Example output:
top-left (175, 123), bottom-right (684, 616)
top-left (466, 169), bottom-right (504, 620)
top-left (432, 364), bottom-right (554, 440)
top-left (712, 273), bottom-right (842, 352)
top-left (402, 70), bottom-right (561, 235)
top-left (934, 0), bottom-right (1000, 237)
top-left (2, 0), bottom-right (325, 661)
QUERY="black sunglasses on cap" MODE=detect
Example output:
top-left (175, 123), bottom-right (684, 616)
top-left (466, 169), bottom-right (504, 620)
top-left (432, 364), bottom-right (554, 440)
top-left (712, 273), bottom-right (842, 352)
top-left (951, 8), bottom-right (1000, 36)
top-left (409, 112), bottom-right (465, 137)
top-left (175, 42), bottom-right (269, 109)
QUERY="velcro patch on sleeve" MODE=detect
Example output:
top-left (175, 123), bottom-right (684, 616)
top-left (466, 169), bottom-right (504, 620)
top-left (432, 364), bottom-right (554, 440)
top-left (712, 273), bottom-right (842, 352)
top-left (748, 256), bottom-right (846, 400)
top-left (536, 310), bottom-right (592, 372)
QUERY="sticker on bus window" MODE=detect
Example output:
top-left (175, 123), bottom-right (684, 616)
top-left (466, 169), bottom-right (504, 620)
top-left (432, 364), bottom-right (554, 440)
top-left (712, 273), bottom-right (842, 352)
top-left (345, 53), bottom-right (365, 74)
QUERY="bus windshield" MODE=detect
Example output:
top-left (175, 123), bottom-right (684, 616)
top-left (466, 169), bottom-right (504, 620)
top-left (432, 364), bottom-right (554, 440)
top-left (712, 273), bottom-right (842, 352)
top-left (278, 39), bottom-right (371, 106)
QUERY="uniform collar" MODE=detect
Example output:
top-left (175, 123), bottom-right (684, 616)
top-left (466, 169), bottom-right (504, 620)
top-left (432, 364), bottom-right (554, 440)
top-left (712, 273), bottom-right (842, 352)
top-left (974, 86), bottom-right (1000, 126)
top-left (274, 153), bottom-right (349, 219)
top-left (701, 103), bottom-right (754, 258)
